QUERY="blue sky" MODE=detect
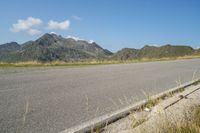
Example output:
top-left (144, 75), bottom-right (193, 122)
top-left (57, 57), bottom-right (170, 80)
top-left (0, 0), bottom-right (200, 52)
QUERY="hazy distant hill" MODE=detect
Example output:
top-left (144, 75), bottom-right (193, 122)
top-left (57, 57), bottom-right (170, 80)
top-left (0, 33), bottom-right (112, 62)
top-left (113, 44), bottom-right (195, 60)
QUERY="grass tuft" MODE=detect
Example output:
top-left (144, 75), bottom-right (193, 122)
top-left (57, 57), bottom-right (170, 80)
top-left (162, 106), bottom-right (200, 133)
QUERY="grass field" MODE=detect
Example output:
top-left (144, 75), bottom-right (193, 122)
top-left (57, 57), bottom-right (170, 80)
top-left (0, 55), bottom-right (200, 68)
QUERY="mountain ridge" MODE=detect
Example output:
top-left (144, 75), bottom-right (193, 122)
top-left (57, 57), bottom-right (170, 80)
top-left (112, 44), bottom-right (197, 60)
top-left (0, 33), bottom-right (112, 62)
top-left (0, 33), bottom-right (200, 62)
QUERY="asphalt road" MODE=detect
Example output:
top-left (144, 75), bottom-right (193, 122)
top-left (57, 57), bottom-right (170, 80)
top-left (1, 59), bottom-right (200, 133)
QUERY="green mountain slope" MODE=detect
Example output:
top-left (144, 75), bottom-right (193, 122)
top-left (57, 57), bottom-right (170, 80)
top-left (113, 44), bottom-right (195, 60)
top-left (0, 33), bottom-right (112, 62)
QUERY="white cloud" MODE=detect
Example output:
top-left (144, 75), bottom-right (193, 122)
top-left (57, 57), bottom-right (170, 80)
top-left (50, 31), bottom-right (57, 35)
top-left (10, 17), bottom-right (42, 32)
top-left (66, 35), bottom-right (95, 43)
top-left (47, 20), bottom-right (70, 30)
top-left (151, 44), bottom-right (160, 47)
top-left (88, 40), bottom-right (94, 44)
top-left (66, 35), bottom-right (82, 41)
top-left (72, 15), bottom-right (81, 21)
top-left (10, 17), bottom-right (71, 36)
top-left (28, 29), bottom-right (42, 36)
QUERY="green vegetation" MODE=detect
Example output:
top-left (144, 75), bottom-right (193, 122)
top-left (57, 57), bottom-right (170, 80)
top-left (144, 97), bottom-right (159, 109)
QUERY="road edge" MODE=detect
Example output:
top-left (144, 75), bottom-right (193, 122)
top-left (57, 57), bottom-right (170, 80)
top-left (59, 78), bottom-right (200, 133)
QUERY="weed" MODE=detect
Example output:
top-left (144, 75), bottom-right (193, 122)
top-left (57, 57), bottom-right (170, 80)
top-left (161, 106), bottom-right (200, 133)
top-left (132, 117), bottom-right (146, 128)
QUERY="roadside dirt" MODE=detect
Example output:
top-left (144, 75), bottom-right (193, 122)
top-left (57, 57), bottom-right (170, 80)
top-left (103, 83), bottom-right (200, 133)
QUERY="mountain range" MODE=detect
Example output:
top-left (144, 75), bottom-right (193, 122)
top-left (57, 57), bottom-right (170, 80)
top-left (0, 33), bottom-right (199, 62)
top-left (112, 45), bottom-right (199, 60)
top-left (0, 33), bottom-right (112, 62)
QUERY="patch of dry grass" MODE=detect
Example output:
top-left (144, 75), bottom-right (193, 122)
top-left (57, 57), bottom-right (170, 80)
top-left (0, 55), bottom-right (200, 67)
top-left (161, 106), bottom-right (200, 133)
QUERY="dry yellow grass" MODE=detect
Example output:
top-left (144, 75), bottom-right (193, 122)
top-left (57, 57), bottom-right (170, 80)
top-left (161, 106), bottom-right (200, 133)
top-left (0, 55), bottom-right (200, 67)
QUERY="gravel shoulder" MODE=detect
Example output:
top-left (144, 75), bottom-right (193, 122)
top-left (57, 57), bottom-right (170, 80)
top-left (104, 82), bottom-right (200, 133)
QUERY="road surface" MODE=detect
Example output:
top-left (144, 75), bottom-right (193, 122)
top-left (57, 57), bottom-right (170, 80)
top-left (0, 59), bottom-right (200, 133)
